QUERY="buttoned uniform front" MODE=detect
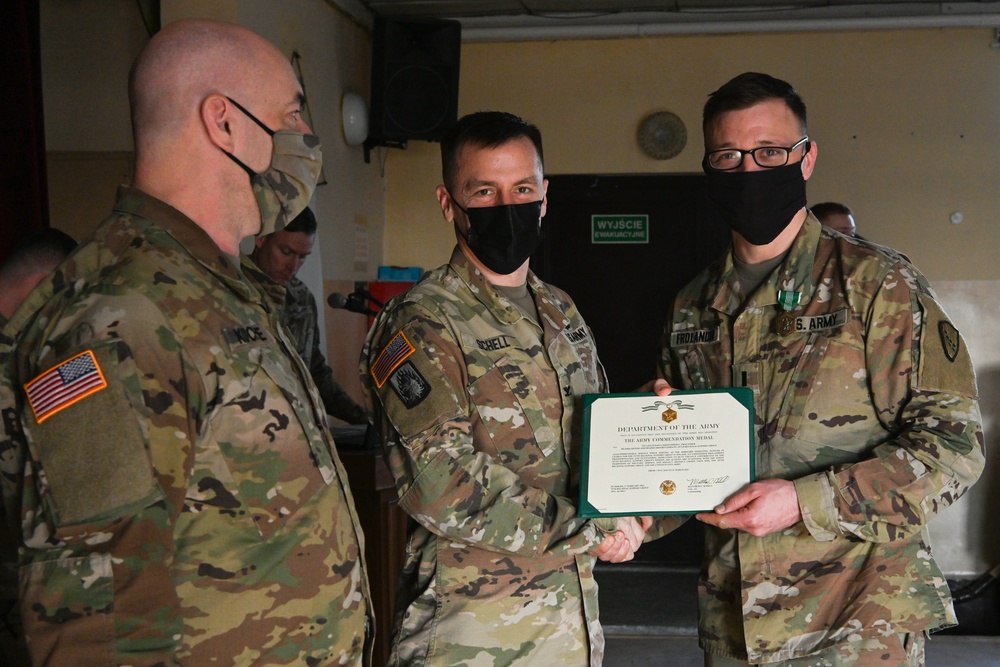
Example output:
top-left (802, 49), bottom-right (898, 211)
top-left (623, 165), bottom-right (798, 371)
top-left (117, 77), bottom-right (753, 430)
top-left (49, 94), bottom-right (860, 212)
top-left (360, 248), bottom-right (620, 667)
top-left (0, 187), bottom-right (373, 666)
top-left (659, 215), bottom-right (984, 664)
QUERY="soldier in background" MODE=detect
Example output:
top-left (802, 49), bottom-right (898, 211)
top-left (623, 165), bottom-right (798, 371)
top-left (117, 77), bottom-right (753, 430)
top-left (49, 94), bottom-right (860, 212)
top-left (0, 228), bottom-right (77, 327)
top-left (0, 19), bottom-right (372, 665)
top-left (360, 111), bottom-right (650, 667)
top-left (0, 228), bottom-right (75, 666)
top-left (248, 206), bottom-right (367, 425)
top-left (810, 200), bottom-right (857, 237)
top-left (656, 72), bottom-right (984, 665)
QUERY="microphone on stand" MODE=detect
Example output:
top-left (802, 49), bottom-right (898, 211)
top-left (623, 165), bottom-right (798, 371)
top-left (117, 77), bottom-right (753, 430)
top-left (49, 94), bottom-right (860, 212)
top-left (353, 286), bottom-right (384, 309)
top-left (327, 291), bottom-right (378, 317)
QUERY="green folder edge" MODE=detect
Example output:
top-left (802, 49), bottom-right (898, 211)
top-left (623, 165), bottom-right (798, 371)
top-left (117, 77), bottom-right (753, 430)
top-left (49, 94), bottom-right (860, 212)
top-left (578, 387), bottom-right (756, 518)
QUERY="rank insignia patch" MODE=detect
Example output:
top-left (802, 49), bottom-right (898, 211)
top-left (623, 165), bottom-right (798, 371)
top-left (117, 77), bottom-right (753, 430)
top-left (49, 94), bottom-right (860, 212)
top-left (25, 350), bottom-right (108, 423)
top-left (389, 361), bottom-right (430, 408)
top-left (371, 330), bottom-right (416, 387)
top-left (939, 320), bottom-right (960, 362)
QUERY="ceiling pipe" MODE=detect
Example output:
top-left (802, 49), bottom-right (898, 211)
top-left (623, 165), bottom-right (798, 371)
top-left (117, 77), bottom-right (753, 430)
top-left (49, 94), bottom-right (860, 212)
top-left (461, 13), bottom-right (1000, 41)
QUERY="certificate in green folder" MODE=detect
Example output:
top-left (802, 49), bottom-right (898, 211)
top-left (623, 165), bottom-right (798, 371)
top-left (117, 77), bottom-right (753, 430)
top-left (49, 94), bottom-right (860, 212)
top-left (578, 388), bottom-right (755, 517)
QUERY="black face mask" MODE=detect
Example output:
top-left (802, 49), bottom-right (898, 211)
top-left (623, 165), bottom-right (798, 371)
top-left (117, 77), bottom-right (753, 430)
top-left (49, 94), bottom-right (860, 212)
top-left (703, 159), bottom-right (807, 246)
top-left (452, 198), bottom-right (544, 275)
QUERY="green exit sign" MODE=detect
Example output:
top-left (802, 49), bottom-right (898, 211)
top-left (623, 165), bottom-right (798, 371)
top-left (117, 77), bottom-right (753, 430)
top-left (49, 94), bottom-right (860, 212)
top-left (591, 214), bottom-right (649, 244)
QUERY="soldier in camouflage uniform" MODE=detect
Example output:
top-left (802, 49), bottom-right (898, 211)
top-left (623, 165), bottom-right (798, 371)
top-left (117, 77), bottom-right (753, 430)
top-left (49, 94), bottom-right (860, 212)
top-left (249, 206), bottom-right (368, 425)
top-left (0, 20), bottom-right (372, 665)
top-left (655, 73), bottom-right (984, 665)
top-left (360, 111), bottom-right (650, 667)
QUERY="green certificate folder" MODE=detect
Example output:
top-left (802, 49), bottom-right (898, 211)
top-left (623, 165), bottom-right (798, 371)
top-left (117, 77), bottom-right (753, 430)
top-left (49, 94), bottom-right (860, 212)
top-left (578, 388), bottom-right (755, 517)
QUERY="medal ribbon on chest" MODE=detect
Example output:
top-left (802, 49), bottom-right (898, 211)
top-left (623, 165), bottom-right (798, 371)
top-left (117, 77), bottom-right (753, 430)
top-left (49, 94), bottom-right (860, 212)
top-left (774, 289), bottom-right (801, 335)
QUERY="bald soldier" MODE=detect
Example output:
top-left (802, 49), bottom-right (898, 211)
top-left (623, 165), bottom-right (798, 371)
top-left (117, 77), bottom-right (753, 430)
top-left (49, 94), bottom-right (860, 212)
top-left (0, 19), bottom-right (372, 665)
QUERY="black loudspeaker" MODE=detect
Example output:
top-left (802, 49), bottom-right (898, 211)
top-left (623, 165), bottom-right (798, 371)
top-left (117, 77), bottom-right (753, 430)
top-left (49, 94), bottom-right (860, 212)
top-left (368, 17), bottom-right (461, 148)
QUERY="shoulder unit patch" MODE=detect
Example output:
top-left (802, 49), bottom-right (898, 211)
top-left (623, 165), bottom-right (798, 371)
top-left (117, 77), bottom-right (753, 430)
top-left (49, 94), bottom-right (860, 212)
top-left (388, 361), bottom-right (430, 408)
top-left (939, 320), bottom-right (960, 362)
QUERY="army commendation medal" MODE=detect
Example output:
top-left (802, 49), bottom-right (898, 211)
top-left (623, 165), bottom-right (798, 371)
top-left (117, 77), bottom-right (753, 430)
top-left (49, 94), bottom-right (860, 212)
top-left (775, 289), bottom-right (801, 335)
top-left (578, 389), bottom-right (755, 516)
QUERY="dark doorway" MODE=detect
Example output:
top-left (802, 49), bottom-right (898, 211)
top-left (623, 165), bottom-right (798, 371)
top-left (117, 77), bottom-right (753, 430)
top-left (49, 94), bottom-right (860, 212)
top-left (532, 173), bottom-right (729, 393)
top-left (531, 172), bottom-right (731, 566)
top-left (0, 0), bottom-right (49, 265)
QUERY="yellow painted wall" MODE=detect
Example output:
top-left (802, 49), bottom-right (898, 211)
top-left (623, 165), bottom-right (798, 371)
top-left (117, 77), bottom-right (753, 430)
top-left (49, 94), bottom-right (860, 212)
top-left (384, 27), bottom-right (1000, 282)
top-left (383, 29), bottom-right (1000, 576)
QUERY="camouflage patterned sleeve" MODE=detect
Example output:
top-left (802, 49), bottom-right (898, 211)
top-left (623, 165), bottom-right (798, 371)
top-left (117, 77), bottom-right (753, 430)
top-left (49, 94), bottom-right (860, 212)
top-left (15, 294), bottom-right (198, 665)
top-left (795, 266), bottom-right (985, 543)
top-left (365, 303), bottom-right (616, 559)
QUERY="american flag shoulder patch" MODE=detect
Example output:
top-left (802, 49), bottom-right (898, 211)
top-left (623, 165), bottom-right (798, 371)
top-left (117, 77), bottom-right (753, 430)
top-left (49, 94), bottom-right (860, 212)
top-left (25, 350), bottom-right (108, 424)
top-left (371, 331), bottom-right (416, 388)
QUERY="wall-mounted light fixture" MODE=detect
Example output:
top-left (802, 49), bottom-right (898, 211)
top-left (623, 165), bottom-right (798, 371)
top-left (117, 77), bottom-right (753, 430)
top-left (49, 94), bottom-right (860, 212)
top-left (342, 92), bottom-right (369, 146)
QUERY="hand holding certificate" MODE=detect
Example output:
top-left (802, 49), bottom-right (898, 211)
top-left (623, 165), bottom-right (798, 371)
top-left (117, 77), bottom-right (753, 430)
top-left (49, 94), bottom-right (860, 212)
top-left (579, 388), bottom-right (754, 517)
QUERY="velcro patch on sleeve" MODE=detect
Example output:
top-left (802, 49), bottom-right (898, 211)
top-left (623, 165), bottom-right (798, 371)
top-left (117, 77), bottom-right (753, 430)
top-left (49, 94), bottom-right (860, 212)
top-left (916, 293), bottom-right (976, 397)
top-left (371, 330), bottom-right (416, 387)
top-left (25, 350), bottom-right (107, 424)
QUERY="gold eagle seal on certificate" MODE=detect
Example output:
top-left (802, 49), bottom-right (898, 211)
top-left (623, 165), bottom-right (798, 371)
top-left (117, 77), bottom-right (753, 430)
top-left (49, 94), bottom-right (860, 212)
top-left (659, 480), bottom-right (676, 495)
top-left (642, 399), bottom-right (694, 423)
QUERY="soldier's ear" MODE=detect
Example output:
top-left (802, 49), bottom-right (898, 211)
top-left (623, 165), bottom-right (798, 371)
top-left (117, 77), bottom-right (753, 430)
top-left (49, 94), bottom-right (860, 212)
top-left (202, 94), bottom-right (236, 152)
top-left (435, 185), bottom-right (455, 223)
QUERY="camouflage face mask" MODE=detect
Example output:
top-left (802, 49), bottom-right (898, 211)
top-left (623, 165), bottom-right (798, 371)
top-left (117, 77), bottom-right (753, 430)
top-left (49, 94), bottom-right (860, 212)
top-left (224, 97), bottom-right (323, 235)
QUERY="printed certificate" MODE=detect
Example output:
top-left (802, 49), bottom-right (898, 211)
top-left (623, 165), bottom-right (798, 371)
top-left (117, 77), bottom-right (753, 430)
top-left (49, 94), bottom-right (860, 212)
top-left (578, 388), bottom-right (754, 516)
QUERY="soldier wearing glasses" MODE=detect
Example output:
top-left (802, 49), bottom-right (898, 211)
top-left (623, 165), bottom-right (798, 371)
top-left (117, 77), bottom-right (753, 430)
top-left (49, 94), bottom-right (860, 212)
top-left (654, 72), bottom-right (984, 666)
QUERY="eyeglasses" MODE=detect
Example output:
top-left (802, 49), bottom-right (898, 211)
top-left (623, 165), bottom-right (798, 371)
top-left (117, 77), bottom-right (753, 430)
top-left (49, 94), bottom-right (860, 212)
top-left (705, 136), bottom-right (810, 171)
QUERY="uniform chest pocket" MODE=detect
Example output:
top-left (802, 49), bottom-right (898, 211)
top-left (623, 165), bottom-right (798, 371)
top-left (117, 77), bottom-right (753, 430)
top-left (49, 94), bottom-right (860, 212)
top-left (678, 346), bottom-right (715, 391)
top-left (191, 345), bottom-right (330, 540)
top-left (774, 334), bottom-right (873, 454)
top-left (467, 353), bottom-right (559, 468)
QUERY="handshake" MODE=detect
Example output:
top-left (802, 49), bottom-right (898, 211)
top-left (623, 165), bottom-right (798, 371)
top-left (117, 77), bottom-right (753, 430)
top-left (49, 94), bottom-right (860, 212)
top-left (590, 516), bottom-right (653, 563)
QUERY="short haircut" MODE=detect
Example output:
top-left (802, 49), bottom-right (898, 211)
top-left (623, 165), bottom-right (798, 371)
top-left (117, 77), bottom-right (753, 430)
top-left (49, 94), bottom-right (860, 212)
top-left (810, 202), bottom-right (854, 219)
top-left (703, 72), bottom-right (807, 135)
top-left (0, 228), bottom-right (77, 279)
top-left (283, 206), bottom-right (317, 235)
top-left (440, 111), bottom-right (544, 193)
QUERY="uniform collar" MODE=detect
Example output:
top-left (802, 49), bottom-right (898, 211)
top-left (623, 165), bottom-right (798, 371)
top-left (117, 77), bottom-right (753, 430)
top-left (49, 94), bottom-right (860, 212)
top-left (710, 214), bottom-right (822, 315)
top-left (114, 186), bottom-right (268, 305)
top-left (448, 246), bottom-right (529, 324)
top-left (447, 247), bottom-right (570, 332)
top-left (114, 186), bottom-right (246, 286)
top-left (241, 255), bottom-right (288, 308)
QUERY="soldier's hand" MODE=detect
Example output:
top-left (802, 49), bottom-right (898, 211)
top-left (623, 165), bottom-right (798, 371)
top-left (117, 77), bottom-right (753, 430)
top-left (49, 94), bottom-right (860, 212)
top-left (636, 378), bottom-right (673, 396)
top-left (591, 516), bottom-right (649, 562)
top-left (592, 530), bottom-right (632, 562)
top-left (695, 478), bottom-right (801, 537)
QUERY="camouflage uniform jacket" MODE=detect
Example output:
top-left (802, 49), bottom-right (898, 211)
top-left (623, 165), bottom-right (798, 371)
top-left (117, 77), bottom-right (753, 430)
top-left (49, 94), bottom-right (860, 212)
top-left (0, 187), bottom-right (373, 666)
top-left (659, 216), bottom-right (984, 663)
top-left (256, 269), bottom-right (366, 425)
top-left (360, 248), bottom-right (620, 667)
